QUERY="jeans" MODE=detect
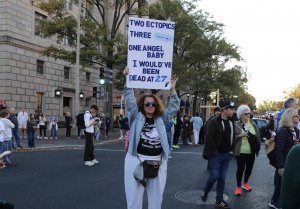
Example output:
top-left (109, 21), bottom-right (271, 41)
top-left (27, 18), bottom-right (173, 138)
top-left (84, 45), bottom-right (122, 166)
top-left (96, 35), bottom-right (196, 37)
top-left (27, 130), bottom-right (35, 148)
top-left (204, 152), bottom-right (232, 201)
top-left (51, 124), bottom-right (57, 138)
top-left (271, 170), bottom-right (282, 206)
top-left (12, 128), bottom-right (21, 147)
top-left (1, 141), bottom-right (10, 162)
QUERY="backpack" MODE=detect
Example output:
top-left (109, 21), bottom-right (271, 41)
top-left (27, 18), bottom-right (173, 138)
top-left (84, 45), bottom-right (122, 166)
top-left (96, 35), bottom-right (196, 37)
top-left (265, 136), bottom-right (276, 167)
top-left (76, 113), bottom-right (85, 129)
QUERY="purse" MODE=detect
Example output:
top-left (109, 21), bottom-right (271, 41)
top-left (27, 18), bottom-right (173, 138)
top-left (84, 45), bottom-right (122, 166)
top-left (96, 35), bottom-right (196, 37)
top-left (137, 156), bottom-right (162, 179)
top-left (142, 160), bottom-right (162, 178)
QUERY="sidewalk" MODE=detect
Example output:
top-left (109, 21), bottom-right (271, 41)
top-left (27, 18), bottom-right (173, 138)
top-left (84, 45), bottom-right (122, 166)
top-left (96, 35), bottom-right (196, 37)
top-left (14, 129), bottom-right (123, 151)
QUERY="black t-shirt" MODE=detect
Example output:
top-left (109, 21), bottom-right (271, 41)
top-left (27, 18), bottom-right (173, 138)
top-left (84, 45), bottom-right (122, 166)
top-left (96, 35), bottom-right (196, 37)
top-left (218, 119), bottom-right (232, 153)
top-left (137, 117), bottom-right (163, 156)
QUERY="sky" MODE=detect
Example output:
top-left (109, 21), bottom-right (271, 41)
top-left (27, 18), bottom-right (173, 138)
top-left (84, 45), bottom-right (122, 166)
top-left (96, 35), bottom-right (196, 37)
top-left (198, 0), bottom-right (300, 105)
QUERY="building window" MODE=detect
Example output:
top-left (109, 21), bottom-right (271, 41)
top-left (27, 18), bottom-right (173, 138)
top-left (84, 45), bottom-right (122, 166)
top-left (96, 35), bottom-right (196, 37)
top-left (62, 35), bottom-right (69, 46)
top-left (65, 0), bottom-right (72, 10)
top-left (37, 60), bottom-right (44, 74)
top-left (34, 12), bottom-right (47, 37)
top-left (64, 67), bottom-right (70, 80)
top-left (35, 93), bottom-right (44, 114)
top-left (86, 72), bottom-right (91, 83)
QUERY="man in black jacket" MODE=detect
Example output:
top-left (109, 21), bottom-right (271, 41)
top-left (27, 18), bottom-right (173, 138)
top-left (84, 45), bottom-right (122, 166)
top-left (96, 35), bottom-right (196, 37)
top-left (201, 101), bottom-right (236, 209)
top-left (8, 107), bottom-right (22, 149)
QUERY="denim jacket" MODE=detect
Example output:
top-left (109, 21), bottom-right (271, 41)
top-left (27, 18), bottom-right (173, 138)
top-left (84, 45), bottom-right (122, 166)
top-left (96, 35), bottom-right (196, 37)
top-left (124, 87), bottom-right (180, 160)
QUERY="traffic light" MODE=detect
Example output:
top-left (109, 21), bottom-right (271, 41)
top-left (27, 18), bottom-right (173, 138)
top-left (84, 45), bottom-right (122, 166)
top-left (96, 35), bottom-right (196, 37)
top-left (93, 87), bottom-right (97, 97)
top-left (105, 68), bottom-right (113, 84)
top-left (99, 67), bottom-right (105, 85)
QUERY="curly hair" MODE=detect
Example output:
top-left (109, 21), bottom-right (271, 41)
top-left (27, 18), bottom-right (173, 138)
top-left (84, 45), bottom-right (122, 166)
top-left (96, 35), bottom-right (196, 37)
top-left (137, 94), bottom-right (164, 117)
top-left (236, 105), bottom-right (251, 120)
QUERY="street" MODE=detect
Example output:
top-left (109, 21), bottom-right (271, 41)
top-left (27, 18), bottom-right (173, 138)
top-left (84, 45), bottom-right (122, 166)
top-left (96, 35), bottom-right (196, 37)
top-left (1, 143), bottom-right (274, 209)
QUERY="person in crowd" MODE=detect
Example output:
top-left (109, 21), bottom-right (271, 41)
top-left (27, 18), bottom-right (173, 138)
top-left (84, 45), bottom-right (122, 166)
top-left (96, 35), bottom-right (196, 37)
top-left (172, 111), bottom-right (183, 149)
top-left (105, 114), bottom-right (111, 137)
top-left (95, 113), bottom-right (102, 141)
top-left (17, 107), bottom-right (28, 139)
top-left (34, 112), bottom-right (40, 140)
top-left (83, 105), bottom-right (99, 166)
top-left (199, 115), bottom-right (205, 144)
top-left (99, 114), bottom-right (106, 139)
top-left (38, 112), bottom-right (48, 140)
top-left (76, 112), bottom-right (85, 139)
top-left (181, 115), bottom-right (191, 145)
top-left (190, 112), bottom-right (203, 145)
top-left (118, 114), bottom-right (124, 139)
top-left (123, 67), bottom-right (180, 209)
top-left (233, 105), bottom-right (261, 196)
top-left (202, 100), bottom-right (236, 209)
top-left (65, 112), bottom-right (73, 138)
top-left (7, 107), bottom-right (22, 149)
top-left (267, 115), bottom-right (275, 139)
top-left (269, 108), bottom-right (299, 209)
top-left (281, 144), bottom-right (300, 209)
top-left (276, 97), bottom-right (298, 131)
top-left (165, 115), bottom-right (173, 155)
top-left (0, 109), bottom-right (14, 164)
top-left (49, 112), bottom-right (58, 140)
top-left (27, 113), bottom-right (37, 148)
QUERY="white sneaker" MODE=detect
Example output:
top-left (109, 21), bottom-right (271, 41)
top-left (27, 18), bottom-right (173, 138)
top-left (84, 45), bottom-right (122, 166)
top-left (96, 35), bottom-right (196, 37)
top-left (55, 137), bottom-right (58, 140)
top-left (44, 137), bottom-right (48, 139)
top-left (37, 136), bottom-right (40, 139)
top-left (50, 137), bottom-right (53, 140)
top-left (119, 136), bottom-right (123, 139)
top-left (92, 159), bottom-right (99, 164)
top-left (84, 161), bottom-right (95, 166)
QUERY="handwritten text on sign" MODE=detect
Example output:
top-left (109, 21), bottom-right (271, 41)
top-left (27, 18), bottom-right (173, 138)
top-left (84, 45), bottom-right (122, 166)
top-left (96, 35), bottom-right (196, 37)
top-left (127, 17), bottom-right (175, 89)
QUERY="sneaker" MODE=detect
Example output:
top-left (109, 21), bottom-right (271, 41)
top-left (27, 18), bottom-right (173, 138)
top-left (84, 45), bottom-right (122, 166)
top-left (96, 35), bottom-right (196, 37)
top-left (215, 200), bottom-right (231, 208)
top-left (242, 182), bottom-right (252, 191)
top-left (268, 201), bottom-right (282, 209)
top-left (84, 161), bottom-right (95, 166)
top-left (172, 145), bottom-right (180, 149)
top-left (37, 136), bottom-right (40, 140)
top-left (168, 155), bottom-right (172, 159)
top-left (119, 136), bottom-right (123, 139)
top-left (201, 192), bottom-right (208, 202)
top-left (50, 137), bottom-right (53, 140)
top-left (55, 137), bottom-right (58, 140)
top-left (92, 159), bottom-right (99, 164)
top-left (234, 187), bottom-right (242, 196)
top-left (44, 137), bottom-right (48, 139)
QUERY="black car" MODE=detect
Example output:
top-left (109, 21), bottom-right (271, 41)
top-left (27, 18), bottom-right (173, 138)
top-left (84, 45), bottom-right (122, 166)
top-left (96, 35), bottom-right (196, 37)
top-left (252, 118), bottom-right (269, 140)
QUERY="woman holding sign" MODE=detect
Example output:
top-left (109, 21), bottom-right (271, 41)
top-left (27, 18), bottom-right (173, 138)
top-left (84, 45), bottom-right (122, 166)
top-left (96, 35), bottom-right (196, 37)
top-left (123, 67), bottom-right (180, 209)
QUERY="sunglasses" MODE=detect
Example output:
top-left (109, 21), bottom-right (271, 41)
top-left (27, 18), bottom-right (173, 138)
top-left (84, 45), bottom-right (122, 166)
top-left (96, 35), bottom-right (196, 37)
top-left (144, 102), bottom-right (157, 107)
top-left (244, 113), bottom-right (251, 116)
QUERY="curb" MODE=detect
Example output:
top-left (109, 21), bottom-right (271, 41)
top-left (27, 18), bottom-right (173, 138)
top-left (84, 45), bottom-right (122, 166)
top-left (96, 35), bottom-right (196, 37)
top-left (13, 138), bottom-right (124, 153)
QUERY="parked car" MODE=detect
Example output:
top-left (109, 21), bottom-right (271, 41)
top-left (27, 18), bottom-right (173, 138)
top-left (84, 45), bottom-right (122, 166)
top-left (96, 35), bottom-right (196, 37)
top-left (252, 118), bottom-right (269, 140)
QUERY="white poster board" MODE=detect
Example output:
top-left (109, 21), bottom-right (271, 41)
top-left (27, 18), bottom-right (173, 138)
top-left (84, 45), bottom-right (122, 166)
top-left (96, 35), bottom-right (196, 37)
top-left (127, 17), bottom-right (175, 89)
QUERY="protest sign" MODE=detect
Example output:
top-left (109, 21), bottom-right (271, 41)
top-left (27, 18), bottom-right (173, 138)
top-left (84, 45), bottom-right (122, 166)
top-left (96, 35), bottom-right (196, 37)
top-left (127, 17), bottom-right (175, 89)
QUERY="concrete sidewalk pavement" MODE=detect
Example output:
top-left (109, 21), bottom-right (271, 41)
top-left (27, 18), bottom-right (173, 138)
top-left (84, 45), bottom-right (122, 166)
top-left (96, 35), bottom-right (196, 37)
top-left (14, 130), bottom-right (124, 151)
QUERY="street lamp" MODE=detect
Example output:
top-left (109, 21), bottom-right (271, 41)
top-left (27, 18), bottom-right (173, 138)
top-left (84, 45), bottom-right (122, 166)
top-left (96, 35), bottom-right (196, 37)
top-left (79, 90), bottom-right (84, 100)
top-left (55, 87), bottom-right (62, 97)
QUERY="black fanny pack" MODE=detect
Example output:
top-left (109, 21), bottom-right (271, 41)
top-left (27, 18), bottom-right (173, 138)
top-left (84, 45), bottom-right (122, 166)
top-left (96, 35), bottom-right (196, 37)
top-left (142, 160), bottom-right (162, 178)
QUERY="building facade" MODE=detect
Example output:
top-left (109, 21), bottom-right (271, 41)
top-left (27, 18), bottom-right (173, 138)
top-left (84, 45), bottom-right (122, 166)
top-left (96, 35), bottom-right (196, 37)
top-left (0, 0), bottom-right (126, 119)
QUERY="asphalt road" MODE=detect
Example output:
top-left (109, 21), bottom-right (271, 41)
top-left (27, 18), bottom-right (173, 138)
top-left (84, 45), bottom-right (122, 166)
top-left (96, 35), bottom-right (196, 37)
top-left (1, 144), bottom-right (275, 209)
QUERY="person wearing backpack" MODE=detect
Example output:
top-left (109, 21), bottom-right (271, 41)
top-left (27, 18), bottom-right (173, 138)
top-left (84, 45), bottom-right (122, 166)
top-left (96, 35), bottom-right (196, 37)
top-left (269, 108), bottom-right (300, 209)
top-left (76, 113), bottom-right (85, 139)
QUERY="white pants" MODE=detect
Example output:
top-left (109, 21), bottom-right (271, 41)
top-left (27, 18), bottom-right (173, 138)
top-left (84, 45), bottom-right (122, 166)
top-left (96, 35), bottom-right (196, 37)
top-left (124, 153), bottom-right (167, 209)
top-left (193, 128), bottom-right (200, 145)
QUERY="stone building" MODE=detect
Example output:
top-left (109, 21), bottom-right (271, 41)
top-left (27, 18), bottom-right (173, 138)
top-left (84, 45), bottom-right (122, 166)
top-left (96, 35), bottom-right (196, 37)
top-left (0, 0), bottom-right (126, 119)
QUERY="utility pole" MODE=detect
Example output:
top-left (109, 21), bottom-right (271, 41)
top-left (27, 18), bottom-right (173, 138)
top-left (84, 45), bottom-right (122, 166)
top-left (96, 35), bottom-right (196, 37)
top-left (75, 0), bottom-right (82, 115)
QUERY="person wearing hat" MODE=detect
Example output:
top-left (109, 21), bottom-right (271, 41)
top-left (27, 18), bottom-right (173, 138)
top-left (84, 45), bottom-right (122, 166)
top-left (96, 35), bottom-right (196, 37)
top-left (201, 100), bottom-right (236, 209)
